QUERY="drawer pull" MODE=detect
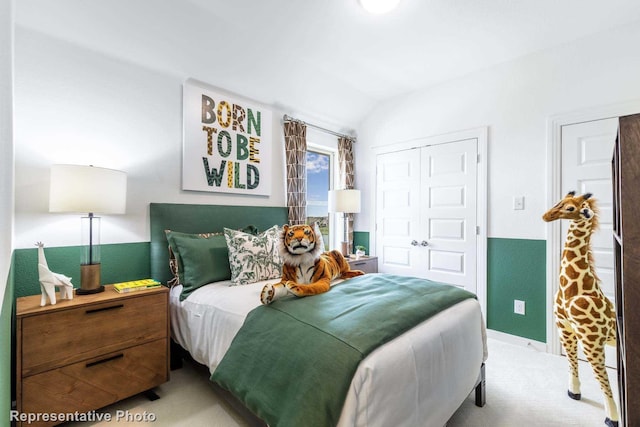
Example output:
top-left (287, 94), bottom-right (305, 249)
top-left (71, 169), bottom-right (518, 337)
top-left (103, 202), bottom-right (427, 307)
top-left (352, 262), bottom-right (366, 266)
top-left (86, 353), bottom-right (124, 367)
top-left (86, 304), bottom-right (124, 314)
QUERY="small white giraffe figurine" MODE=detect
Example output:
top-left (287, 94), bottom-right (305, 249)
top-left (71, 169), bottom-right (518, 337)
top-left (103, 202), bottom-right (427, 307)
top-left (542, 192), bottom-right (618, 427)
top-left (36, 242), bottom-right (74, 306)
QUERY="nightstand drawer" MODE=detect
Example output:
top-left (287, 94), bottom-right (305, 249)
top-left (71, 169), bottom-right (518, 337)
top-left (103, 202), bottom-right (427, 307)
top-left (348, 257), bottom-right (378, 274)
top-left (21, 338), bottom-right (168, 425)
top-left (21, 292), bottom-right (167, 376)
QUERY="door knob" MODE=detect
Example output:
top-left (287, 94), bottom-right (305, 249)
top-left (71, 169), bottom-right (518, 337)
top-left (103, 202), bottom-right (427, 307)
top-left (411, 240), bottom-right (419, 246)
top-left (421, 240), bottom-right (429, 247)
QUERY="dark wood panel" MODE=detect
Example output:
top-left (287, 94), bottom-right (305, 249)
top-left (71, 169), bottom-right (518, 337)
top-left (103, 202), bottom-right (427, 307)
top-left (614, 113), bottom-right (640, 427)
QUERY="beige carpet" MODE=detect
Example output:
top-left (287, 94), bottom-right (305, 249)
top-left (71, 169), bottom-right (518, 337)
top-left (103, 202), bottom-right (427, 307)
top-left (64, 338), bottom-right (619, 427)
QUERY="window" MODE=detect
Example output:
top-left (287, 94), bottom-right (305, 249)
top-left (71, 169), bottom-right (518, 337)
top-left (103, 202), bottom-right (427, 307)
top-left (306, 148), bottom-right (333, 250)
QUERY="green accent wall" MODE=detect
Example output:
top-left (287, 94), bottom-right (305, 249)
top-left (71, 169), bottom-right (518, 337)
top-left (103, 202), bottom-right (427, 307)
top-left (353, 231), bottom-right (370, 255)
top-left (13, 242), bottom-right (150, 298)
top-left (348, 234), bottom-right (548, 342)
top-left (8, 238), bottom-right (549, 340)
top-left (487, 238), bottom-right (546, 342)
top-left (338, 233), bottom-right (548, 341)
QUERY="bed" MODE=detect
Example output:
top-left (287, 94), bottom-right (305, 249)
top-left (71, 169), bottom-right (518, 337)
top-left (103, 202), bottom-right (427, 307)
top-left (150, 203), bottom-right (487, 427)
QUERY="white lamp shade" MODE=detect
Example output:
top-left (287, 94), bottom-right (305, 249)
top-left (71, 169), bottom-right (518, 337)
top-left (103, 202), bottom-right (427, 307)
top-left (49, 164), bottom-right (127, 214)
top-left (328, 189), bottom-right (361, 214)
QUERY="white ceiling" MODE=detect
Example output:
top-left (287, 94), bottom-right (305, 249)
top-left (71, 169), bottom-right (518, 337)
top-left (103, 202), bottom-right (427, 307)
top-left (15, 0), bottom-right (640, 130)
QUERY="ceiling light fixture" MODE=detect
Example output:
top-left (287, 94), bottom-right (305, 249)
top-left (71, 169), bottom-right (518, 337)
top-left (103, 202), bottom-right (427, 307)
top-left (359, 0), bottom-right (400, 14)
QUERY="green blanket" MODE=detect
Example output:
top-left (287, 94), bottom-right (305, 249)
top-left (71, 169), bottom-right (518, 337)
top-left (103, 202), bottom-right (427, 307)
top-left (211, 273), bottom-right (476, 427)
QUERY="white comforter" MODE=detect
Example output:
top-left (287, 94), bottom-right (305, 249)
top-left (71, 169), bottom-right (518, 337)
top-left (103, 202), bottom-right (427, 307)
top-left (170, 276), bottom-right (487, 427)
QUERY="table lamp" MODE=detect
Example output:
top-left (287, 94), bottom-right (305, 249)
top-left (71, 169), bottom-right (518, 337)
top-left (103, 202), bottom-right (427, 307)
top-left (328, 189), bottom-right (361, 256)
top-left (49, 164), bottom-right (127, 294)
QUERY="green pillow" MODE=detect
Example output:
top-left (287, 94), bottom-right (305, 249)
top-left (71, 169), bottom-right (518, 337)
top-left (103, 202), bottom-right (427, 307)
top-left (165, 230), bottom-right (220, 284)
top-left (168, 232), bottom-right (231, 300)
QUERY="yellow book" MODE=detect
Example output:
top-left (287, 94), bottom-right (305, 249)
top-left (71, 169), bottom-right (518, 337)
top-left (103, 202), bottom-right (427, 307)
top-left (113, 278), bottom-right (162, 293)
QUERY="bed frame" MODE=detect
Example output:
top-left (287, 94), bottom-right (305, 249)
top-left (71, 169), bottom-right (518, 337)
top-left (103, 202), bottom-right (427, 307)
top-left (149, 202), bottom-right (485, 423)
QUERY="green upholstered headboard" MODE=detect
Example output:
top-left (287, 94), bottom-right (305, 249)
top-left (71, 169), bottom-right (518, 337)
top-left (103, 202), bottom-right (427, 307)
top-left (150, 203), bottom-right (288, 285)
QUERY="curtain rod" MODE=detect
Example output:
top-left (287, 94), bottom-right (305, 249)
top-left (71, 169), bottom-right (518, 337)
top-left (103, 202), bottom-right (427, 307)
top-left (283, 114), bottom-right (356, 142)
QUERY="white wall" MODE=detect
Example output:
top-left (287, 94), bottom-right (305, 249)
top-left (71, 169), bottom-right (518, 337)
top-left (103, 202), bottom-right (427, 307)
top-left (356, 21), bottom-right (640, 241)
top-left (13, 28), bottom-right (293, 249)
top-left (1, 0), bottom-right (14, 297)
top-left (13, 27), bottom-right (350, 250)
top-left (16, 18), bottom-right (640, 250)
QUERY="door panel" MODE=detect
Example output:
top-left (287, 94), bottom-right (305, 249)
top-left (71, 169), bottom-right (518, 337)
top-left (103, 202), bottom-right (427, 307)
top-left (430, 219), bottom-right (465, 240)
top-left (382, 246), bottom-right (411, 267)
top-left (429, 186), bottom-right (466, 207)
top-left (429, 250), bottom-right (465, 274)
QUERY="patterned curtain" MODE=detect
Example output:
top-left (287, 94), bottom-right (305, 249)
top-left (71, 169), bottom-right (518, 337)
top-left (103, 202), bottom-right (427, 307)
top-left (338, 137), bottom-right (356, 253)
top-left (283, 120), bottom-right (307, 225)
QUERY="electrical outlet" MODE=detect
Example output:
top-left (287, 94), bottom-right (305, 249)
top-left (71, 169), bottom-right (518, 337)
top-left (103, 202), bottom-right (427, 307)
top-left (513, 196), bottom-right (525, 210)
top-left (514, 299), bottom-right (526, 315)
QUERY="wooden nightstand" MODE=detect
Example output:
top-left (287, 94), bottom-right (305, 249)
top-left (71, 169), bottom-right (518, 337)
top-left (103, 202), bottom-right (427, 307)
top-left (348, 256), bottom-right (378, 274)
top-left (15, 285), bottom-right (170, 427)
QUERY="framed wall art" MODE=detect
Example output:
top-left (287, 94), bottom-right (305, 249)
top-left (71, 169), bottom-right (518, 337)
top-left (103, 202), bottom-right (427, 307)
top-left (183, 79), bottom-right (272, 196)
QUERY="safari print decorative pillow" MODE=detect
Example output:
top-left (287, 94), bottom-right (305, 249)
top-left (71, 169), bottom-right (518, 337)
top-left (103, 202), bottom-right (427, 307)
top-left (224, 225), bottom-right (283, 286)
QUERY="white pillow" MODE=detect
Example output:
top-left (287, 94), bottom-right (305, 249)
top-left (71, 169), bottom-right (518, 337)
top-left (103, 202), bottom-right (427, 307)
top-left (224, 225), bottom-right (283, 286)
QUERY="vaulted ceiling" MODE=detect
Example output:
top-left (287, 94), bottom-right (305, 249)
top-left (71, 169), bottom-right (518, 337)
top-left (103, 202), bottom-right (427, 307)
top-left (15, 0), bottom-right (640, 130)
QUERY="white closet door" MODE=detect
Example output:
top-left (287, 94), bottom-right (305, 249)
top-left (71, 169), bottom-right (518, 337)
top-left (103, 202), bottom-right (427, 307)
top-left (376, 139), bottom-right (478, 294)
top-left (420, 139), bottom-right (477, 292)
top-left (376, 148), bottom-right (422, 277)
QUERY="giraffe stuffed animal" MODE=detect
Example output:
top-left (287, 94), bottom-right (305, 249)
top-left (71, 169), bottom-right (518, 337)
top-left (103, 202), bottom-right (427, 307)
top-left (542, 192), bottom-right (618, 427)
top-left (36, 242), bottom-right (74, 306)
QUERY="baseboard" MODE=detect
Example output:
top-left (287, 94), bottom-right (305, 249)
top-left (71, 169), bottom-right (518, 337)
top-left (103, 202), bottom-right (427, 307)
top-left (487, 329), bottom-right (547, 353)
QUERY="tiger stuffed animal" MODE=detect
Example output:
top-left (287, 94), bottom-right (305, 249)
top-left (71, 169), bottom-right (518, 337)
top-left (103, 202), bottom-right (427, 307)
top-left (260, 223), bottom-right (365, 305)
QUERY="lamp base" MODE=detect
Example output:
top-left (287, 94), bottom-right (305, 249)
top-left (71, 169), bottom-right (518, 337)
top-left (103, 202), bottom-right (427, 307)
top-left (78, 264), bottom-right (104, 295)
top-left (77, 286), bottom-right (104, 295)
top-left (341, 241), bottom-right (349, 257)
